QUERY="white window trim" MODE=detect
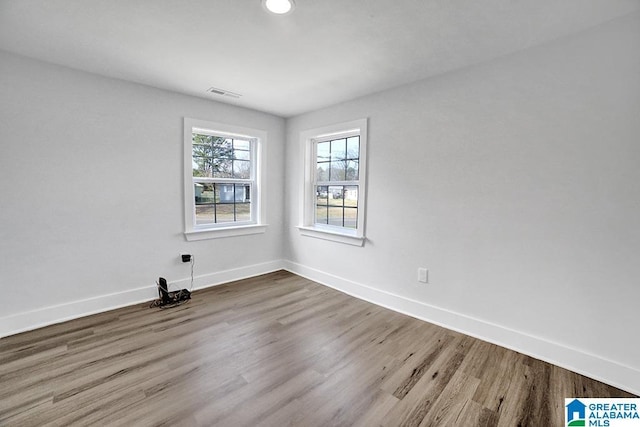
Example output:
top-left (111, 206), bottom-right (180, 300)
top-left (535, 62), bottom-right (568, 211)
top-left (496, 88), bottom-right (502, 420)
top-left (298, 118), bottom-right (368, 246)
top-left (184, 117), bottom-right (267, 241)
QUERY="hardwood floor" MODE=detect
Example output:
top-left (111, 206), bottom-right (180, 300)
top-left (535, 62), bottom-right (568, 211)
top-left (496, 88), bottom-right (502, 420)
top-left (0, 271), bottom-right (634, 426)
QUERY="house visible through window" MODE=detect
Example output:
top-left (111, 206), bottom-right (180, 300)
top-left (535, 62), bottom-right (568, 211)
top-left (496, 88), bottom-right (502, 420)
top-left (192, 135), bottom-right (253, 225)
top-left (314, 135), bottom-right (360, 229)
top-left (299, 118), bottom-right (368, 246)
top-left (184, 118), bottom-right (266, 241)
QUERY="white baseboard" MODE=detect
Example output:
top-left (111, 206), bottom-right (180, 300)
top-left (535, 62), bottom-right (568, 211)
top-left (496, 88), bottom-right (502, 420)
top-left (0, 260), bottom-right (285, 339)
top-left (282, 260), bottom-right (640, 396)
top-left (174, 259), bottom-right (285, 292)
top-left (3, 258), bottom-right (638, 395)
top-left (0, 285), bottom-right (157, 340)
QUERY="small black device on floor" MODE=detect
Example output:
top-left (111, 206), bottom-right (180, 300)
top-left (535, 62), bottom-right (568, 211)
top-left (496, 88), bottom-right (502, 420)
top-left (151, 277), bottom-right (191, 309)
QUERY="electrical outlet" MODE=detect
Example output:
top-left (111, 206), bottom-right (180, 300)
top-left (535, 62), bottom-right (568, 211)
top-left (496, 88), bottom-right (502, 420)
top-left (418, 268), bottom-right (428, 283)
top-left (181, 253), bottom-right (192, 263)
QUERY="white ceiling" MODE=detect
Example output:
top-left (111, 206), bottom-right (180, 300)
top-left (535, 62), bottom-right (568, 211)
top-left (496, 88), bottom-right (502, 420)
top-left (1, 0), bottom-right (639, 117)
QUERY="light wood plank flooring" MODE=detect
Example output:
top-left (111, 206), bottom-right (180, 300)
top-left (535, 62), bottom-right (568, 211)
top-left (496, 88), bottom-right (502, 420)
top-left (0, 271), bottom-right (634, 426)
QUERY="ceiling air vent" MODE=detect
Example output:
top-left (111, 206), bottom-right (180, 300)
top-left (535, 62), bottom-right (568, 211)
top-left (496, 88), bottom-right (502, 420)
top-left (206, 87), bottom-right (241, 98)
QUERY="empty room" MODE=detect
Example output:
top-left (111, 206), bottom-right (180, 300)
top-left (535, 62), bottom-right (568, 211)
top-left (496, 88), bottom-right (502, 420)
top-left (1, 0), bottom-right (639, 425)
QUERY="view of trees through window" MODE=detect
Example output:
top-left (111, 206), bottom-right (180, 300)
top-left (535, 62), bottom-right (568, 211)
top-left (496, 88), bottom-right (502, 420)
top-left (192, 133), bottom-right (252, 225)
top-left (192, 134), bottom-right (251, 179)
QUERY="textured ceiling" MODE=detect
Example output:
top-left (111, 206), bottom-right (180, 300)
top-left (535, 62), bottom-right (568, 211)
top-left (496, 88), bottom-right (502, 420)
top-left (1, 0), bottom-right (639, 117)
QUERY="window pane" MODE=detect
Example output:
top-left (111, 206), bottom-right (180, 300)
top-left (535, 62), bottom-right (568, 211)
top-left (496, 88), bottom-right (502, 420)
top-left (344, 186), bottom-right (358, 228)
top-left (217, 184), bottom-right (234, 203)
top-left (331, 138), bottom-right (346, 161)
top-left (195, 204), bottom-right (215, 225)
top-left (347, 136), bottom-right (359, 159)
top-left (195, 183), bottom-right (214, 204)
top-left (330, 161), bottom-right (346, 181)
top-left (329, 185), bottom-right (344, 202)
top-left (220, 138), bottom-right (233, 156)
top-left (328, 205), bottom-right (344, 227)
top-left (215, 183), bottom-right (235, 223)
top-left (234, 149), bottom-right (250, 161)
top-left (235, 184), bottom-right (250, 203)
top-left (344, 185), bottom-right (358, 207)
top-left (193, 156), bottom-right (213, 178)
top-left (344, 207), bottom-right (358, 229)
top-left (236, 203), bottom-right (250, 222)
top-left (233, 139), bottom-right (250, 151)
top-left (316, 205), bottom-right (328, 224)
top-left (317, 162), bottom-right (329, 181)
top-left (317, 141), bottom-right (330, 162)
top-left (194, 183), bottom-right (215, 225)
top-left (193, 142), bottom-right (212, 159)
top-left (316, 185), bottom-right (328, 205)
top-left (192, 134), bottom-right (212, 152)
top-left (212, 159), bottom-right (232, 178)
top-left (236, 183), bottom-right (251, 222)
top-left (215, 203), bottom-right (235, 223)
top-left (346, 160), bottom-right (359, 180)
top-left (315, 183), bottom-right (330, 224)
top-left (233, 160), bottom-right (251, 179)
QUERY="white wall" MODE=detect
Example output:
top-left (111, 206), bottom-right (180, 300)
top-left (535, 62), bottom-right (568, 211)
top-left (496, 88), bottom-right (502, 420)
top-left (284, 13), bottom-right (640, 393)
top-left (0, 51), bottom-right (285, 334)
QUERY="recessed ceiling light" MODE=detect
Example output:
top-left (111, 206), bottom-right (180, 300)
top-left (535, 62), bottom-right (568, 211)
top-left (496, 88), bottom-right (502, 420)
top-left (262, 0), bottom-right (295, 15)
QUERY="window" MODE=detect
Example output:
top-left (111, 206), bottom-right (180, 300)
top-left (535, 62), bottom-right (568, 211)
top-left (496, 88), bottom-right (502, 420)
top-left (299, 118), bottom-right (368, 246)
top-left (184, 118), bottom-right (266, 241)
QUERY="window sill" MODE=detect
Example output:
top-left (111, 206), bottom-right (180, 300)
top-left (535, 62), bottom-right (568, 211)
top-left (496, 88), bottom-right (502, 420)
top-left (185, 224), bottom-right (267, 241)
top-left (297, 226), bottom-right (365, 247)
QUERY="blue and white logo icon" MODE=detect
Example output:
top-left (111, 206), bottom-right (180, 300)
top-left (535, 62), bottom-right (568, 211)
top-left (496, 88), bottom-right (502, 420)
top-left (565, 398), bottom-right (640, 427)
top-left (566, 399), bottom-right (587, 426)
